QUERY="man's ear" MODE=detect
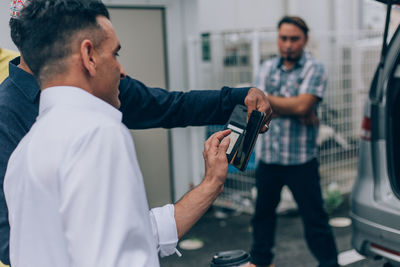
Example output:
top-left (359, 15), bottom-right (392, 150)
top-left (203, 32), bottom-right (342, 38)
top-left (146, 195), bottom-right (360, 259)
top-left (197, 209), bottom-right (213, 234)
top-left (80, 39), bottom-right (97, 77)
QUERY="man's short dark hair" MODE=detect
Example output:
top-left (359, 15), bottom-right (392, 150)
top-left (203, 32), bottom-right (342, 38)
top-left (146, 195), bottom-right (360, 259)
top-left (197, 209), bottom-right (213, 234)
top-left (18, 0), bottom-right (110, 83)
top-left (278, 16), bottom-right (309, 36)
top-left (9, 18), bottom-right (23, 50)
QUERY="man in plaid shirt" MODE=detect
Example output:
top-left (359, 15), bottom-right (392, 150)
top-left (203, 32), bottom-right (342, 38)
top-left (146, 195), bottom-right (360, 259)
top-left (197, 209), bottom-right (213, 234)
top-left (249, 16), bottom-right (338, 267)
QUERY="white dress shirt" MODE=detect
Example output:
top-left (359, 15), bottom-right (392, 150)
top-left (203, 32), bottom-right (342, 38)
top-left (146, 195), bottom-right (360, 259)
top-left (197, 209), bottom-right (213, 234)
top-left (4, 86), bottom-right (178, 267)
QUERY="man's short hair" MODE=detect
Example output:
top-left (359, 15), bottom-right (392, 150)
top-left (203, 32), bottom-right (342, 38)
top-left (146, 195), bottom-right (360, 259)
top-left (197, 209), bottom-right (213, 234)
top-left (278, 16), bottom-right (309, 36)
top-left (18, 0), bottom-right (110, 83)
top-left (9, 18), bottom-right (23, 50)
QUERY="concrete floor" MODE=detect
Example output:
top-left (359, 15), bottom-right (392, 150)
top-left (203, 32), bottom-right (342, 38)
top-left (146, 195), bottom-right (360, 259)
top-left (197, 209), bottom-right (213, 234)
top-left (160, 197), bottom-right (386, 267)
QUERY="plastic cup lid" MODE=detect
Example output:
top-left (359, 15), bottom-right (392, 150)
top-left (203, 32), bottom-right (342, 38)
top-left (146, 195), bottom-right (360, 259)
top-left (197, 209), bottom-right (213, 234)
top-left (210, 250), bottom-right (251, 266)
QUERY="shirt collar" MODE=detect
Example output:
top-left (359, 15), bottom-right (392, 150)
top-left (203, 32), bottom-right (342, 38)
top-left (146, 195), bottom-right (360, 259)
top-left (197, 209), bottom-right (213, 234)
top-left (9, 57), bottom-right (40, 102)
top-left (277, 52), bottom-right (307, 71)
top-left (39, 86), bottom-right (122, 122)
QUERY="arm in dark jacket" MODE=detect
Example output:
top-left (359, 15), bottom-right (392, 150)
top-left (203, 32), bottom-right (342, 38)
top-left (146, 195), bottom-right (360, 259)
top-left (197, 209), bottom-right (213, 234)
top-left (118, 76), bottom-right (250, 129)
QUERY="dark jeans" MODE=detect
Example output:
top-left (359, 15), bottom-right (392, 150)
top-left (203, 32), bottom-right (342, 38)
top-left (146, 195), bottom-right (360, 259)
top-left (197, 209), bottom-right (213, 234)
top-left (250, 159), bottom-right (338, 267)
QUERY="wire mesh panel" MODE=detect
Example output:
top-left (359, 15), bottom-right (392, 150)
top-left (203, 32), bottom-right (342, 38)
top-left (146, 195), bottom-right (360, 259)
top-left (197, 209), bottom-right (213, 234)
top-left (189, 30), bottom-right (382, 213)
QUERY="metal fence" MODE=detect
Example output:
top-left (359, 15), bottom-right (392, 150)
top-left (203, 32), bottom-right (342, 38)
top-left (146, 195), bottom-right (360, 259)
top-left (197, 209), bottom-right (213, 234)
top-left (187, 30), bottom-right (382, 213)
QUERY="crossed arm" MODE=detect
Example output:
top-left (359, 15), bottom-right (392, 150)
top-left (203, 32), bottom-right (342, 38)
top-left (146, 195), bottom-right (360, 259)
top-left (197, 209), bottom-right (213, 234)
top-left (267, 93), bottom-right (320, 125)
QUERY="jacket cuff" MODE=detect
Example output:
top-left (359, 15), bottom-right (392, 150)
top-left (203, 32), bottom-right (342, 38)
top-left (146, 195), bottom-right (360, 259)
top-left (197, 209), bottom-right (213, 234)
top-left (224, 86), bottom-right (251, 106)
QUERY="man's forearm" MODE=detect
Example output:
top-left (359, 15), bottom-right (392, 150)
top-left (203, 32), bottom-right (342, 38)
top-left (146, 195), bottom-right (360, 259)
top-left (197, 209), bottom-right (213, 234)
top-left (173, 127), bottom-right (230, 240)
top-left (174, 180), bottom-right (223, 239)
top-left (267, 94), bottom-right (319, 117)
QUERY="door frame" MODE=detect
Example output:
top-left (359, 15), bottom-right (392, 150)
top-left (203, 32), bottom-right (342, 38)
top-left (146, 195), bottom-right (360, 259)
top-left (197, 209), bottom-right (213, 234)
top-left (106, 4), bottom-right (175, 202)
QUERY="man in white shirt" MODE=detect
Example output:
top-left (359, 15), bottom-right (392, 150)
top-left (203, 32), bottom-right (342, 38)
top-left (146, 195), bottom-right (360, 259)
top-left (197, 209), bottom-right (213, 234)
top-left (4, 1), bottom-right (232, 266)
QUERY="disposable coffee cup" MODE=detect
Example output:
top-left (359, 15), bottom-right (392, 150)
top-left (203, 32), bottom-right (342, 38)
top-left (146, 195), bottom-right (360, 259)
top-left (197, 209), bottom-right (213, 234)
top-left (210, 250), bottom-right (251, 267)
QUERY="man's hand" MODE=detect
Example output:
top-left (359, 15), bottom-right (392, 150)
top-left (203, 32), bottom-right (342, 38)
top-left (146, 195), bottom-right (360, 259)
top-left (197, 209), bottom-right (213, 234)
top-left (203, 129), bottom-right (231, 191)
top-left (244, 87), bottom-right (273, 133)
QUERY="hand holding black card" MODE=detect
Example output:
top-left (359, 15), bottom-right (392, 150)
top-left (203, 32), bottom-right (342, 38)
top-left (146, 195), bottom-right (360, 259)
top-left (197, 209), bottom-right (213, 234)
top-left (224, 105), bottom-right (267, 171)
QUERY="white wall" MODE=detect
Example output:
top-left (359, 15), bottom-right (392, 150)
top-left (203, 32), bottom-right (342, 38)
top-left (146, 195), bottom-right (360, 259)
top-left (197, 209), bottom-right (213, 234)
top-left (363, 0), bottom-right (387, 30)
top-left (0, 1), bottom-right (17, 50)
top-left (195, 0), bottom-right (361, 35)
top-left (289, 0), bottom-right (331, 32)
top-left (197, 0), bottom-right (284, 33)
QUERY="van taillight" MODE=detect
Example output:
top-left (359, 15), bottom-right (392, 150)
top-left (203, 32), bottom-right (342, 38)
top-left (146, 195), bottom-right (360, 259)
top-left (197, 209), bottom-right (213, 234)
top-left (361, 116), bottom-right (371, 141)
top-left (370, 243), bottom-right (400, 257)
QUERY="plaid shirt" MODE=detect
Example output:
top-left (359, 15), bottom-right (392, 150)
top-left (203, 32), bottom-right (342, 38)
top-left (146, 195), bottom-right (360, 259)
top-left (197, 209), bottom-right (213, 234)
top-left (255, 52), bottom-right (327, 165)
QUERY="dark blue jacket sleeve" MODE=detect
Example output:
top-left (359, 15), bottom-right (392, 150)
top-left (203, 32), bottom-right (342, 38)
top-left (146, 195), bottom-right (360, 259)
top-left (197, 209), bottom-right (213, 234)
top-left (118, 76), bottom-right (250, 129)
